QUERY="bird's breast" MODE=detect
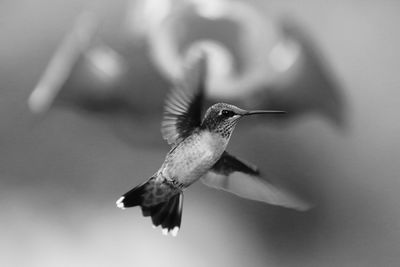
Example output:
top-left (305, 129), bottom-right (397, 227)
top-left (161, 131), bottom-right (228, 186)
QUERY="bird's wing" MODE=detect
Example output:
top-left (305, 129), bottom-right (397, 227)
top-left (161, 54), bottom-right (207, 146)
top-left (201, 151), bottom-right (311, 211)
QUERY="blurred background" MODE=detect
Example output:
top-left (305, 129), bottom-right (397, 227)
top-left (1, 0), bottom-right (400, 266)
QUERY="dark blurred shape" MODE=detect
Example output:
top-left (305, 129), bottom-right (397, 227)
top-left (28, 0), bottom-right (346, 149)
top-left (29, 12), bottom-right (127, 114)
top-left (258, 18), bottom-right (346, 127)
top-left (27, 11), bottom-right (168, 148)
top-left (136, 0), bottom-right (346, 127)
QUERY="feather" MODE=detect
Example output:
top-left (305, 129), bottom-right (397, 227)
top-left (161, 53), bottom-right (207, 145)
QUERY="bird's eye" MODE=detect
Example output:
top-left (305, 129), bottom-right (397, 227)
top-left (221, 110), bottom-right (235, 117)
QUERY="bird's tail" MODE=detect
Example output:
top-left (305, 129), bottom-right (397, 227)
top-left (116, 177), bottom-right (183, 236)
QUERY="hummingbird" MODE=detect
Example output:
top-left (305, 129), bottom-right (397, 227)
top-left (116, 54), bottom-right (310, 236)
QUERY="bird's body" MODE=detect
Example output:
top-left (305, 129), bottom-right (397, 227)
top-left (116, 54), bottom-right (310, 236)
top-left (161, 129), bottom-right (228, 187)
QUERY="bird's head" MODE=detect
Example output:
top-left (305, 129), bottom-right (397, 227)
top-left (201, 103), bottom-right (286, 138)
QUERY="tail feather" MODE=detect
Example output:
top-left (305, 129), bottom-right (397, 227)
top-left (161, 194), bottom-right (183, 231)
top-left (116, 178), bottom-right (183, 236)
top-left (116, 181), bottom-right (147, 209)
top-left (151, 199), bottom-right (174, 227)
top-left (150, 202), bottom-right (170, 226)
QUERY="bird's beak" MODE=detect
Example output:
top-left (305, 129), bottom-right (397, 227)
top-left (241, 110), bottom-right (287, 116)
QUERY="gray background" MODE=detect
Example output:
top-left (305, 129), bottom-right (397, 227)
top-left (1, 0), bottom-right (399, 266)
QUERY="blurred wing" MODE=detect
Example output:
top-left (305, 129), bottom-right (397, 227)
top-left (161, 55), bottom-right (207, 146)
top-left (212, 151), bottom-right (260, 176)
top-left (202, 152), bottom-right (311, 211)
